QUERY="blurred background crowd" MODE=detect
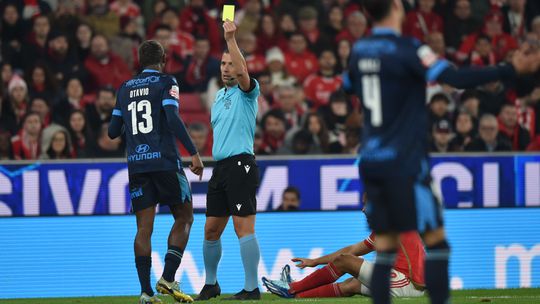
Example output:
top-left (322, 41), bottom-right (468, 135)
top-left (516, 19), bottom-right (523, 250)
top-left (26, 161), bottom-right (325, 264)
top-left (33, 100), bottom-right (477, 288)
top-left (0, 0), bottom-right (540, 160)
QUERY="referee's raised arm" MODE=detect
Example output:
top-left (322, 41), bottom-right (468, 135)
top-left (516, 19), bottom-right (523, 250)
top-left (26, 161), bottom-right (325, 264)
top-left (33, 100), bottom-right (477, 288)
top-left (223, 20), bottom-right (251, 91)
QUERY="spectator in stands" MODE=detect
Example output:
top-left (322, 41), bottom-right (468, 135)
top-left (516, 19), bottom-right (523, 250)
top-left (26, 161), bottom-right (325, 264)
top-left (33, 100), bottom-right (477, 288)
top-left (449, 110), bottom-right (477, 152)
top-left (298, 6), bottom-right (331, 55)
top-left (179, 0), bottom-right (221, 57)
top-left (236, 0), bottom-right (264, 35)
top-left (152, 24), bottom-right (186, 79)
top-left (181, 37), bottom-right (220, 93)
top-left (319, 90), bottom-right (350, 153)
top-left (259, 109), bottom-right (287, 155)
top-left (46, 31), bottom-right (84, 86)
top-left (67, 110), bottom-right (95, 158)
top-left (274, 85), bottom-right (304, 130)
top-left (527, 135), bottom-right (540, 151)
top-left (430, 119), bottom-right (453, 153)
top-left (468, 34), bottom-right (497, 66)
top-left (458, 11), bottom-right (518, 62)
top-left (285, 32), bottom-right (318, 83)
top-left (93, 123), bottom-right (124, 158)
top-left (478, 81), bottom-right (508, 116)
top-left (336, 11), bottom-right (367, 44)
top-left (533, 16), bottom-right (540, 37)
top-left (444, 0), bottom-right (480, 54)
top-left (86, 86), bottom-right (116, 131)
top-left (26, 62), bottom-right (59, 103)
top-left (429, 93), bottom-right (452, 128)
top-left (40, 125), bottom-right (73, 159)
top-left (256, 14), bottom-right (287, 55)
top-left (303, 50), bottom-right (342, 109)
top-left (51, 0), bottom-right (82, 39)
top-left (1, 4), bottom-right (25, 69)
top-left (303, 112), bottom-right (330, 153)
top-left (466, 114), bottom-right (512, 152)
top-left (461, 90), bottom-right (481, 119)
top-left (335, 39), bottom-right (351, 73)
top-left (188, 122), bottom-right (211, 157)
top-left (53, 77), bottom-right (90, 127)
top-left (84, 34), bottom-right (132, 92)
top-left (110, 16), bottom-right (142, 71)
top-left (75, 23), bottom-right (94, 62)
top-left (110, 0), bottom-right (142, 19)
top-left (502, 0), bottom-right (528, 39)
top-left (6, 75), bottom-right (29, 133)
top-left (266, 47), bottom-right (296, 87)
top-left (323, 5), bottom-right (344, 39)
top-left (22, 15), bottom-right (51, 70)
top-left (83, 0), bottom-right (120, 39)
top-left (14, 0), bottom-right (51, 20)
top-left (239, 32), bottom-right (267, 76)
top-left (404, 0), bottom-right (444, 41)
top-left (144, 0), bottom-right (170, 37)
top-left (343, 110), bottom-right (362, 154)
top-left (278, 13), bottom-right (298, 41)
top-left (160, 8), bottom-right (194, 58)
top-left (280, 129), bottom-right (315, 155)
top-left (1, 62), bottom-right (14, 90)
top-left (497, 103), bottom-right (531, 150)
top-left (277, 186), bottom-right (301, 211)
top-left (0, 129), bottom-right (13, 160)
top-left (426, 31), bottom-right (447, 58)
top-left (29, 97), bottom-right (52, 128)
top-left (11, 112), bottom-right (42, 160)
top-left (256, 71), bottom-right (273, 120)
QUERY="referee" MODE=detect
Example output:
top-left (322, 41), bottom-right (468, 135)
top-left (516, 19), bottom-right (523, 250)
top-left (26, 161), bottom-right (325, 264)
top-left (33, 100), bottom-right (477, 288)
top-left (195, 20), bottom-right (261, 301)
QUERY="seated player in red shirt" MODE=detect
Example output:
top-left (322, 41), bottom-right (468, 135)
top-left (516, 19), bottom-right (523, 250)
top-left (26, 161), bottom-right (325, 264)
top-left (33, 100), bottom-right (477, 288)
top-left (262, 195), bottom-right (425, 299)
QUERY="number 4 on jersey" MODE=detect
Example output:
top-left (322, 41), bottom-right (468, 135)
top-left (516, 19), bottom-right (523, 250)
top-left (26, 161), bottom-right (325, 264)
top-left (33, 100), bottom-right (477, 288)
top-left (362, 75), bottom-right (382, 127)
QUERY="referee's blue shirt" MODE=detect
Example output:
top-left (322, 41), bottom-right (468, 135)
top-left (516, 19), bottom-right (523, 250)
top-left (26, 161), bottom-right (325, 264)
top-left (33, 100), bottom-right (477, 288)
top-left (211, 79), bottom-right (260, 161)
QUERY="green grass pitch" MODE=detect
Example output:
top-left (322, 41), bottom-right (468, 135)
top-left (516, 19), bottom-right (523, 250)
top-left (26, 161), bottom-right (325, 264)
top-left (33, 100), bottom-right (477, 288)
top-left (1, 289), bottom-right (539, 304)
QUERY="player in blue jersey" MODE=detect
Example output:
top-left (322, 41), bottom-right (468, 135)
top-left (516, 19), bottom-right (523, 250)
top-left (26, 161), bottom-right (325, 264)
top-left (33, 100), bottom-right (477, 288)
top-left (108, 40), bottom-right (204, 304)
top-left (195, 20), bottom-right (261, 301)
top-left (346, 1), bottom-right (540, 304)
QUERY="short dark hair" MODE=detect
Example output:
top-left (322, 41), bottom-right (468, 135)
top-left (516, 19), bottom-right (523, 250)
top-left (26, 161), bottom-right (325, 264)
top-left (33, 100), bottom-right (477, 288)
top-left (97, 85), bottom-right (116, 97)
top-left (138, 40), bottom-right (165, 69)
top-left (283, 186), bottom-right (301, 200)
top-left (363, 0), bottom-right (393, 22)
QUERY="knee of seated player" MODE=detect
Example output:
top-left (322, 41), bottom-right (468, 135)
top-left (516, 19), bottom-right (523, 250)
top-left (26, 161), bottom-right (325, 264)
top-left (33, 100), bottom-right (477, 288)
top-left (338, 278), bottom-right (362, 297)
top-left (333, 254), bottom-right (363, 277)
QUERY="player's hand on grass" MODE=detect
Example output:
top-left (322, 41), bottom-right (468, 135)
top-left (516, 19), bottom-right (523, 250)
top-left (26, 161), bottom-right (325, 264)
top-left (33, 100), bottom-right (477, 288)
top-left (292, 257), bottom-right (317, 268)
top-left (511, 44), bottom-right (540, 75)
top-left (190, 153), bottom-right (204, 181)
top-left (223, 20), bottom-right (237, 42)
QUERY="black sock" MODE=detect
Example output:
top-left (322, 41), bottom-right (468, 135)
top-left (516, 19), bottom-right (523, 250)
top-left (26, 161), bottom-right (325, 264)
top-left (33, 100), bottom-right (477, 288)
top-left (136, 256), bottom-right (153, 296)
top-left (162, 245), bottom-right (184, 282)
top-left (370, 250), bottom-right (396, 304)
top-left (426, 240), bottom-right (451, 304)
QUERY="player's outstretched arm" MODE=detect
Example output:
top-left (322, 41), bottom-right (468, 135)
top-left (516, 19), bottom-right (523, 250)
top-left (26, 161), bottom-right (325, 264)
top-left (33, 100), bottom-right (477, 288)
top-left (223, 20), bottom-right (251, 91)
top-left (292, 241), bottom-right (372, 268)
top-left (436, 47), bottom-right (540, 88)
top-left (108, 111), bottom-right (123, 139)
top-left (163, 106), bottom-right (204, 180)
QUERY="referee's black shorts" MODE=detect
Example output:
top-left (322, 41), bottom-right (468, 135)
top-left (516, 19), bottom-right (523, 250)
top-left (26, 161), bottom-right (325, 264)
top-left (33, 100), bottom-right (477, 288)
top-left (206, 154), bottom-right (260, 217)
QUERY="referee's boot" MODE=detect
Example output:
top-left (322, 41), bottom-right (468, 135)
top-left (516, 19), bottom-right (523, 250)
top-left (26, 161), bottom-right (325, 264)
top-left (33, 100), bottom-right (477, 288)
top-left (222, 288), bottom-right (261, 301)
top-left (156, 277), bottom-right (194, 303)
top-left (194, 282), bottom-right (221, 301)
top-left (139, 292), bottom-right (162, 304)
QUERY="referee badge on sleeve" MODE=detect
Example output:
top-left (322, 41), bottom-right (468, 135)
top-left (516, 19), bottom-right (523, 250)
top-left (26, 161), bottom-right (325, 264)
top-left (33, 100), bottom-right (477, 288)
top-left (169, 85), bottom-right (180, 100)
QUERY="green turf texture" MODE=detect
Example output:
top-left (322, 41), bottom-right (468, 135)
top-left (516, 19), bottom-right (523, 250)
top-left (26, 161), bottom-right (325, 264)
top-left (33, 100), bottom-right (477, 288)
top-left (1, 289), bottom-right (539, 304)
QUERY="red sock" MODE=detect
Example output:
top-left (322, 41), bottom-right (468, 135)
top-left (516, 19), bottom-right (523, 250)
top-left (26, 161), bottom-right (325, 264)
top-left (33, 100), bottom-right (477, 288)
top-left (289, 262), bottom-right (343, 294)
top-left (295, 283), bottom-right (343, 298)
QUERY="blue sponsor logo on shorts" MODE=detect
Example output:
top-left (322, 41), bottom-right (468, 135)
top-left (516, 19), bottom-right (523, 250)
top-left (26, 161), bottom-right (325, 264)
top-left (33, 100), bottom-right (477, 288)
top-left (130, 187), bottom-right (143, 199)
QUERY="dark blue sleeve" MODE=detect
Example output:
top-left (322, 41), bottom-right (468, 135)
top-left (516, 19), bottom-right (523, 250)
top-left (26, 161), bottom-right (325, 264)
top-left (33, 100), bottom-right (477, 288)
top-left (436, 64), bottom-right (516, 89)
top-left (163, 105), bottom-right (197, 155)
top-left (108, 89), bottom-right (124, 139)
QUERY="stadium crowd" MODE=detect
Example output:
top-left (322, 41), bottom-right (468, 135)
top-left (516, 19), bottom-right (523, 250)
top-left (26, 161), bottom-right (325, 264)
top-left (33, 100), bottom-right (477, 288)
top-left (0, 0), bottom-right (540, 160)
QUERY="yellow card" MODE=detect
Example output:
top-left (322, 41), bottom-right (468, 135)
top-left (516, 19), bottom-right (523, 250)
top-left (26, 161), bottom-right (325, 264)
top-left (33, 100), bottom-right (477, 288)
top-left (222, 5), bottom-right (235, 22)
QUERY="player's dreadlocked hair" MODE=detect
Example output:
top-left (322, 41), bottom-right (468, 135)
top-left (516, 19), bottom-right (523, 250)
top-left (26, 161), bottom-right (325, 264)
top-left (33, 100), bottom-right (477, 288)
top-left (363, 0), bottom-right (393, 22)
top-left (138, 40), bottom-right (165, 69)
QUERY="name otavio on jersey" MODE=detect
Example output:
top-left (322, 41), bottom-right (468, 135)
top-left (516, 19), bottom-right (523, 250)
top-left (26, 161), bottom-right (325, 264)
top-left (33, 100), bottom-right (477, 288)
top-left (128, 144), bottom-right (162, 162)
top-left (125, 76), bottom-right (160, 87)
